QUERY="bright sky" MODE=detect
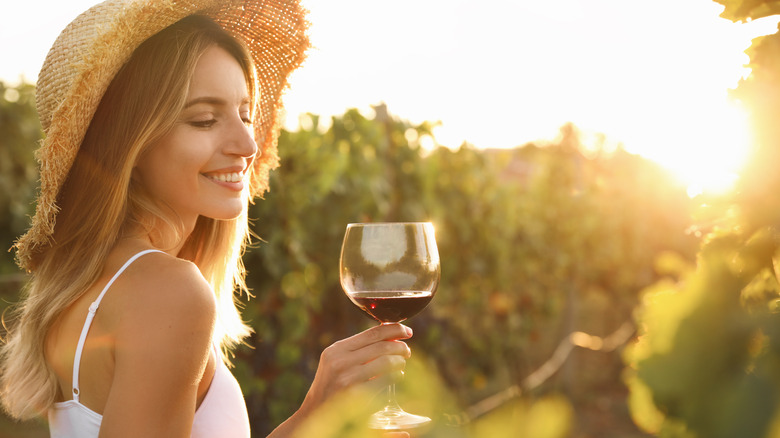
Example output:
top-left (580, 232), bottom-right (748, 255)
top-left (2, 0), bottom-right (778, 194)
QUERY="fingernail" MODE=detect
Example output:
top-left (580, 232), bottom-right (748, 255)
top-left (405, 326), bottom-right (413, 337)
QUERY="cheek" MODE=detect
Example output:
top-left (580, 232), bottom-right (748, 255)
top-left (147, 135), bottom-right (212, 174)
top-left (137, 147), bottom-right (204, 198)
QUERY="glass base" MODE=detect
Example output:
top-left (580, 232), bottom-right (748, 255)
top-left (368, 406), bottom-right (431, 430)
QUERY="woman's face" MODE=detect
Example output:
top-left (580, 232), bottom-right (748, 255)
top-left (134, 45), bottom-right (257, 228)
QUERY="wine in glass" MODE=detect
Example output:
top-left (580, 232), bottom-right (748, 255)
top-left (339, 222), bottom-right (440, 430)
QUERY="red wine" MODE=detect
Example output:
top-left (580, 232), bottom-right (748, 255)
top-left (348, 291), bottom-right (433, 323)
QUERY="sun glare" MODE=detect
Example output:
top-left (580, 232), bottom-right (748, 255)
top-left (639, 99), bottom-right (752, 198)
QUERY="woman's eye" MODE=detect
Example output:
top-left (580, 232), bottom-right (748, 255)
top-left (242, 117), bottom-right (253, 126)
top-left (190, 119), bottom-right (217, 128)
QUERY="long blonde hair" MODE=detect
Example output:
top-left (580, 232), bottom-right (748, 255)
top-left (0, 15), bottom-right (258, 420)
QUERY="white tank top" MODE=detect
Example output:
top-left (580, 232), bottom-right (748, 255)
top-left (48, 250), bottom-right (251, 437)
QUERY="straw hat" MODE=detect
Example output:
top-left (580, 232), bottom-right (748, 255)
top-left (15, 0), bottom-right (310, 271)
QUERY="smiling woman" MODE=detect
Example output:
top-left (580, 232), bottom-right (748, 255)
top-left (134, 45), bottom-right (258, 238)
top-left (0, 1), bottom-right (418, 437)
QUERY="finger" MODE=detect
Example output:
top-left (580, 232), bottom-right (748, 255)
top-left (351, 340), bottom-right (411, 365)
top-left (337, 324), bottom-right (412, 351)
top-left (352, 374), bottom-right (390, 396)
top-left (350, 354), bottom-right (407, 383)
top-left (325, 354), bottom-right (406, 393)
top-left (318, 338), bottom-right (409, 375)
top-left (352, 369), bottom-right (405, 396)
top-left (367, 369), bottom-right (404, 389)
top-left (332, 353), bottom-right (407, 390)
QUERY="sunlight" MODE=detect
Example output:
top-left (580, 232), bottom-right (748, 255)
top-left (640, 99), bottom-right (752, 197)
top-left (279, 0), bottom-right (780, 204)
top-left (10, 0), bottom-right (774, 200)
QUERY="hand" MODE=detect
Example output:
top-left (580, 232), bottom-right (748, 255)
top-left (267, 324), bottom-right (413, 437)
top-left (301, 323), bottom-right (413, 412)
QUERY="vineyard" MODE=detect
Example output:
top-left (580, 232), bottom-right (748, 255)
top-left (3, 0), bottom-right (780, 436)
top-left (0, 83), bottom-right (697, 436)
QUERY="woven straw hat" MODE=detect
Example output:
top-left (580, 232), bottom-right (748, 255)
top-left (15, 0), bottom-right (309, 270)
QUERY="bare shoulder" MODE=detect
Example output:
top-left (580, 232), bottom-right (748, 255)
top-left (107, 251), bottom-right (216, 350)
top-left (117, 252), bottom-right (215, 314)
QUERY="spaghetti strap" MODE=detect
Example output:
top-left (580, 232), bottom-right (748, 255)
top-left (71, 249), bottom-right (164, 402)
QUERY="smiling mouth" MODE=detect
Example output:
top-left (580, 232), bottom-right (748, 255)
top-left (203, 171), bottom-right (244, 183)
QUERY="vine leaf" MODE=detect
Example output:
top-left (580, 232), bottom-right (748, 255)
top-left (715, 0), bottom-right (780, 22)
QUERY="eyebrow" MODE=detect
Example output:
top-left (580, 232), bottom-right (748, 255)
top-left (184, 96), bottom-right (251, 109)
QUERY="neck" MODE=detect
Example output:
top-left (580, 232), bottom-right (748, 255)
top-left (122, 215), bottom-right (199, 257)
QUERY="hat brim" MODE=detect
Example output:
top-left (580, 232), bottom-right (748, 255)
top-left (16, 0), bottom-right (309, 270)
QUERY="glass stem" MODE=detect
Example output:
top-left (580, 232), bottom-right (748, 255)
top-left (379, 322), bottom-right (403, 413)
top-left (386, 383), bottom-right (402, 412)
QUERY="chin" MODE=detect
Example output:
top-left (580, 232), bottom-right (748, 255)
top-left (210, 210), bottom-right (245, 221)
top-left (204, 202), bottom-right (246, 221)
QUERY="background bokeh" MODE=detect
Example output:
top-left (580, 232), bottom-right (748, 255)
top-left (5, 0), bottom-right (780, 437)
top-left (0, 84), bottom-right (697, 436)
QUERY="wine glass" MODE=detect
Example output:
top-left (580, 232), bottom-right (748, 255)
top-left (339, 222), bottom-right (440, 430)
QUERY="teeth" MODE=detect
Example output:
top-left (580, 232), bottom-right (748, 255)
top-left (206, 172), bottom-right (243, 183)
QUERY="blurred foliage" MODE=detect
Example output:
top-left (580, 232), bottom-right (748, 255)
top-left (0, 82), bottom-right (39, 277)
top-left (239, 107), bottom-right (697, 436)
top-left (0, 82), bottom-right (697, 436)
top-left (624, 3), bottom-right (780, 438)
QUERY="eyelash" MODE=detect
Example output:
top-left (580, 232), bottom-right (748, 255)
top-left (189, 117), bottom-right (252, 128)
top-left (190, 119), bottom-right (217, 128)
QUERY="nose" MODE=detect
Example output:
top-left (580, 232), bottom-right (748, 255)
top-left (224, 114), bottom-right (259, 159)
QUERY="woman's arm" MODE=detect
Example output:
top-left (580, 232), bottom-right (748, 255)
top-left (99, 256), bottom-right (216, 438)
top-left (268, 323), bottom-right (412, 437)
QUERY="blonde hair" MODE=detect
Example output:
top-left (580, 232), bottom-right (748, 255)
top-left (0, 15), bottom-right (257, 420)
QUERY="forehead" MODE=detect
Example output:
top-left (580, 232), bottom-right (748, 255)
top-left (187, 45), bottom-right (249, 102)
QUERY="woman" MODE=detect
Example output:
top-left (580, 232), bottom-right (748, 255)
top-left (0, 1), bottom-right (412, 436)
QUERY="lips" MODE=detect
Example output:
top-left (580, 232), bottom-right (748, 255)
top-left (203, 171), bottom-right (243, 183)
top-left (201, 168), bottom-right (247, 193)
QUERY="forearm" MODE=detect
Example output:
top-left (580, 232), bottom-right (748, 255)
top-left (266, 401), bottom-right (315, 438)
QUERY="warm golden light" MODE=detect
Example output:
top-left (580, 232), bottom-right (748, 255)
top-left (5, 0), bottom-right (780, 200)
top-left (281, 0), bottom-right (780, 199)
top-left (642, 99), bottom-right (752, 198)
